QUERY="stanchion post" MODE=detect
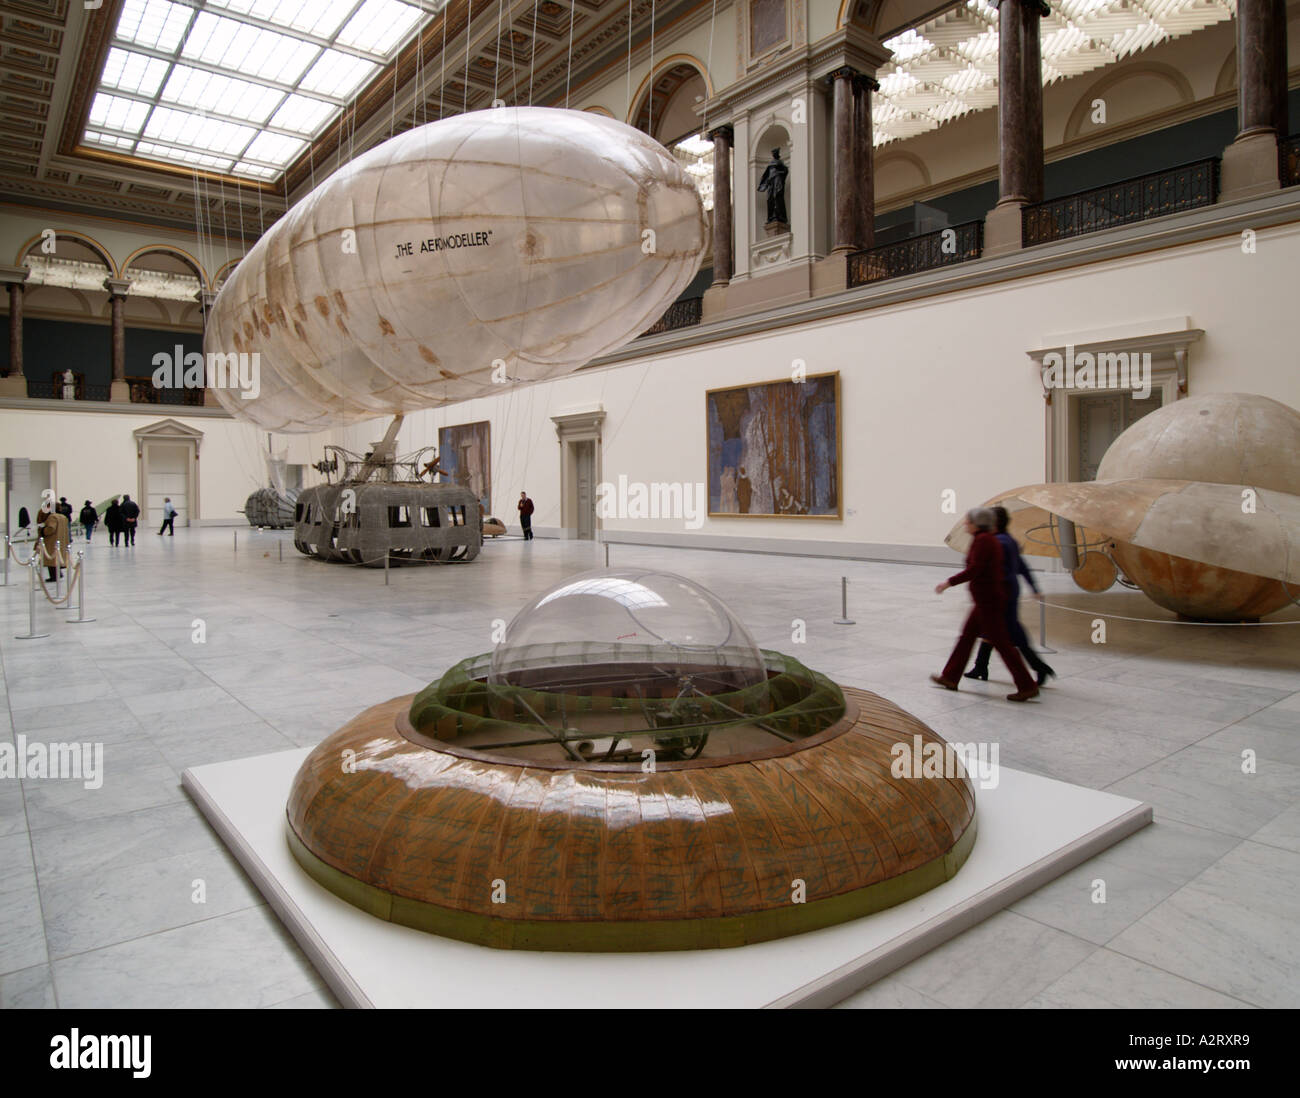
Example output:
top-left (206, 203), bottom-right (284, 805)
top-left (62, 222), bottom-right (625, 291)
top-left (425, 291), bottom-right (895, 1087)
top-left (1038, 597), bottom-right (1057, 654)
top-left (278, 541), bottom-right (283, 562)
top-left (16, 556), bottom-right (49, 640)
top-left (604, 542), bottom-right (610, 568)
top-left (2, 534), bottom-right (9, 587)
top-left (834, 576), bottom-right (855, 625)
top-left (67, 550), bottom-right (95, 624)
top-left (384, 550), bottom-right (390, 586)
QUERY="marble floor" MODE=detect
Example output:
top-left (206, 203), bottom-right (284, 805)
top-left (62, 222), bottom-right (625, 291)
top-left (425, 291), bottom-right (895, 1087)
top-left (0, 529), bottom-right (1296, 1009)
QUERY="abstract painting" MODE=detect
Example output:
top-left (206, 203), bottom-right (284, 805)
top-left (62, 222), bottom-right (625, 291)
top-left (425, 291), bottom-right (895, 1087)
top-left (707, 372), bottom-right (840, 518)
top-left (438, 420), bottom-right (491, 512)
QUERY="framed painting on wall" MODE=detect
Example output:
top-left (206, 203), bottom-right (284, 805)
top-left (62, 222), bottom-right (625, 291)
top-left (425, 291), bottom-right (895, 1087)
top-left (438, 420), bottom-right (491, 512)
top-left (706, 372), bottom-right (841, 518)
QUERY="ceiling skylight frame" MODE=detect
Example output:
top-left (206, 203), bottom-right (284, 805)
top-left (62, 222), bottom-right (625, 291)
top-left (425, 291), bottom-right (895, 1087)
top-left (82, 0), bottom-right (445, 183)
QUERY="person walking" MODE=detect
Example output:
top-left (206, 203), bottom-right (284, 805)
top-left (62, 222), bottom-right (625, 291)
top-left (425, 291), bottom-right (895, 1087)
top-left (964, 506), bottom-right (1056, 686)
top-left (517, 491), bottom-right (534, 541)
top-left (119, 493), bottom-right (140, 546)
top-left (158, 497), bottom-right (177, 536)
top-left (56, 496), bottom-right (73, 522)
top-left (931, 507), bottom-right (1039, 702)
top-left (104, 498), bottom-right (123, 547)
top-left (79, 500), bottom-right (98, 542)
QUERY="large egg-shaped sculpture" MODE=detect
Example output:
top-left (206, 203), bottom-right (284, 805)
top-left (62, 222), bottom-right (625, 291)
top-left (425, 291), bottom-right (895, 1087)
top-left (948, 393), bottom-right (1300, 621)
top-left (207, 108), bottom-right (707, 433)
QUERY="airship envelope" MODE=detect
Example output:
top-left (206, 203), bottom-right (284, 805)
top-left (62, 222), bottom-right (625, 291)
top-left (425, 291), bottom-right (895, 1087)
top-left (206, 108), bottom-right (708, 433)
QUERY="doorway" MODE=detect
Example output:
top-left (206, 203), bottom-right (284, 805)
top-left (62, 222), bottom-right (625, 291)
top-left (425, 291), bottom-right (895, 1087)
top-left (1073, 390), bottom-right (1163, 480)
top-left (575, 440), bottom-right (595, 540)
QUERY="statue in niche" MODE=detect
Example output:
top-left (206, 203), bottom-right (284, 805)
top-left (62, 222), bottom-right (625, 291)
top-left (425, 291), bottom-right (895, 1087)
top-left (757, 148), bottom-right (789, 231)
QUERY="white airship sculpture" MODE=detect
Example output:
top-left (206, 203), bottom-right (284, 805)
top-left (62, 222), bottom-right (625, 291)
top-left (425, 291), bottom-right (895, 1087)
top-left (206, 107), bottom-right (708, 434)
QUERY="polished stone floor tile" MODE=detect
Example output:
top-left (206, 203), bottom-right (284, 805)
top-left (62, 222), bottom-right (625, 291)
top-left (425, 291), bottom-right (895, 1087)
top-left (50, 905), bottom-right (320, 1009)
top-left (1106, 745), bottom-right (1300, 838)
top-left (1025, 949), bottom-right (1253, 1009)
top-left (1007, 819), bottom-right (1239, 945)
top-left (867, 909), bottom-right (1098, 1009)
top-left (40, 845), bottom-right (262, 959)
top-left (1108, 840), bottom-right (1300, 1008)
top-left (0, 963), bottom-right (57, 1008)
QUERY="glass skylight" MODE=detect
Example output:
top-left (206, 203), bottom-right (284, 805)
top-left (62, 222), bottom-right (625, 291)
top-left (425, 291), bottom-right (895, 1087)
top-left (83, 0), bottom-right (445, 181)
top-left (872, 0), bottom-right (1237, 147)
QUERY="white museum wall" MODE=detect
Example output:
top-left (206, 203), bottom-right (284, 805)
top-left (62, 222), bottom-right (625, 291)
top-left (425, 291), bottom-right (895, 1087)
top-left (322, 218), bottom-right (1300, 555)
top-left (0, 408), bottom-right (274, 528)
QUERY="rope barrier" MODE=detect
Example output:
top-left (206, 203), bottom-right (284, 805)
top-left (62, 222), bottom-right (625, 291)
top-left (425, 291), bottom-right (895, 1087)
top-left (1037, 598), bottom-right (1300, 626)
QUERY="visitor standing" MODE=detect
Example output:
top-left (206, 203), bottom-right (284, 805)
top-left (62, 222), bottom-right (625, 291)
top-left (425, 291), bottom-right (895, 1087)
top-left (517, 491), bottom-right (534, 540)
top-left (158, 497), bottom-right (177, 536)
top-left (104, 498), bottom-right (123, 547)
top-left (964, 506), bottom-right (1055, 686)
top-left (79, 500), bottom-right (98, 542)
top-left (119, 493), bottom-right (140, 546)
top-left (36, 505), bottom-right (68, 583)
top-left (931, 507), bottom-right (1038, 702)
top-left (57, 496), bottom-right (73, 521)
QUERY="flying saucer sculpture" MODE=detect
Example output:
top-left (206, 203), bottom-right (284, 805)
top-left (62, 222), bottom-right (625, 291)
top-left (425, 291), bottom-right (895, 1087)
top-left (286, 570), bottom-right (978, 951)
top-left (948, 393), bottom-right (1300, 621)
top-left (206, 107), bottom-right (707, 434)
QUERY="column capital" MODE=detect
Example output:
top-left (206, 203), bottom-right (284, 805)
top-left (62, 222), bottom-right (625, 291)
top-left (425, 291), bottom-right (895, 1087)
top-left (104, 277), bottom-right (132, 298)
top-left (854, 74), bottom-right (880, 94)
top-left (706, 124), bottom-right (733, 143)
top-left (827, 66), bottom-right (860, 84)
top-left (997, 0), bottom-right (1051, 13)
top-left (0, 264), bottom-right (30, 286)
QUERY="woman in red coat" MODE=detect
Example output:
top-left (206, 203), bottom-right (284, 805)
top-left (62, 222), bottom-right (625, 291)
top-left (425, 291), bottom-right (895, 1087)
top-left (931, 507), bottom-right (1038, 701)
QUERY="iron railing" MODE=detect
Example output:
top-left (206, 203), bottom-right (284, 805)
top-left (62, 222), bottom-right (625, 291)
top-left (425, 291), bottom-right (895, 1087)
top-left (127, 379), bottom-right (207, 405)
top-left (1281, 136), bottom-right (1300, 188)
top-left (641, 296), bottom-right (702, 336)
top-left (847, 220), bottom-right (984, 287)
top-left (1022, 158), bottom-right (1219, 246)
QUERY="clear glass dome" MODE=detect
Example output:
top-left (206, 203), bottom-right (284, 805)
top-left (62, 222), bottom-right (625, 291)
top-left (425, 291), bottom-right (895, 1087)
top-left (488, 568), bottom-right (768, 694)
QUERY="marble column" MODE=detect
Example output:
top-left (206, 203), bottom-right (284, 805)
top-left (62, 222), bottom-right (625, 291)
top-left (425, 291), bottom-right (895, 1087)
top-left (1221, 0), bottom-right (1288, 197)
top-left (997, 0), bottom-right (1027, 205)
top-left (0, 265), bottom-right (29, 396)
top-left (708, 125), bottom-right (734, 286)
top-left (1023, 1), bottom-right (1047, 205)
top-left (984, 0), bottom-right (1046, 255)
top-left (853, 75), bottom-right (879, 250)
top-left (105, 277), bottom-right (131, 403)
top-left (830, 67), bottom-right (859, 252)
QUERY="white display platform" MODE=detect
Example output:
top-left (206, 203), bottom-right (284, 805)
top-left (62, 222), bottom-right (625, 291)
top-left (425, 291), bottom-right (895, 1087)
top-left (183, 749), bottom-right (1150, 1009)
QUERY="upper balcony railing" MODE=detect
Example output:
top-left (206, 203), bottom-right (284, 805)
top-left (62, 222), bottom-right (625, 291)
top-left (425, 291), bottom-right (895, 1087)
top-left (847, 220), bottom-right (984, 288)
top-left (1281, 135), bottom-right (1300, 189)
top-left (640, 295), bottom-right (703, 336)
top-left (1022, 157), bottom-right (1219, 246)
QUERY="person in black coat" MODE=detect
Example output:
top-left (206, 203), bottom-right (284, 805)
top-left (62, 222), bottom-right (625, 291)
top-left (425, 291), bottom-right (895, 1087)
top-left (104, 498), bottom-right (124, 547)
top-left (965, 506), bottom-right (1056, 685)
top-left (79, 500), bottom-right (98, 542)
top-left (119, 494), bottom-right (140, 546)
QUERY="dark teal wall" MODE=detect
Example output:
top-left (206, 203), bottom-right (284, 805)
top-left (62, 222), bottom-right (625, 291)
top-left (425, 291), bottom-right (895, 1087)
top-left (0, 318), bottom-right (202, 387)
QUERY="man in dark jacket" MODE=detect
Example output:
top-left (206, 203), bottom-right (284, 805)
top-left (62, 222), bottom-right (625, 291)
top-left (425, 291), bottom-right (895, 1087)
top-left (931, 507), bottom-right (1038, 701)
top-left (517, 491), bottom-right (534, 541)
top-left (119, 494), bottom-right (140, 546)
top-left (57, 497), bottom-right (73, 521)
top-left (79, 500), bottom-right (98, 542)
